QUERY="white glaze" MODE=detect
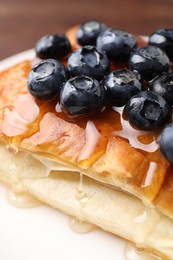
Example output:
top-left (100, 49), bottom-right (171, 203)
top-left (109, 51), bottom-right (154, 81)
top-left (113, 106), bottom-right (159, 152)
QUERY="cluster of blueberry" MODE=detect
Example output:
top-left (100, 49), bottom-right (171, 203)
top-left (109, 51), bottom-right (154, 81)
top-left (27, 20), bottom-right (173, 163)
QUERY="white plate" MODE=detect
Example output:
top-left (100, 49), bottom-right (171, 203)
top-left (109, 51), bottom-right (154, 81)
top-left (0, 51), bottom-right (126, 260)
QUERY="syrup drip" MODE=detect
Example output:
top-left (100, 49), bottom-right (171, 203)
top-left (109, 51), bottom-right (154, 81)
top-left (8, 190), bottom-right (43, 208)
top-left (142, 161), bottom-right (157, 187)
top-left (69, 216), bottom-right (96, 234)
top-left (6, 144), bottom-right (18, 154)
top-left (113, 106), bottom-right (159, 153)
top-left (75, 172), bottom-right (89, 205)
top-left (78, 120), bottom-right (101, 161)
top-left (71, 172), bottom-right (96, 234)
top-left (125, 242), bottom-right (162, 260)
top-left (132, 207), bottom-right (160, 247)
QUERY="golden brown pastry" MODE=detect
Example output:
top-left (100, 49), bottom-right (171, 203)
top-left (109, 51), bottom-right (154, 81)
top-left (0, 26), bottom-right (172, 260)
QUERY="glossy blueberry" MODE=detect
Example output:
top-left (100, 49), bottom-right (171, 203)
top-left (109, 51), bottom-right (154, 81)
top-left (28, 59), bottom-right (69, 101)
top-left (96, 28), bottom-right (137, 61)
top-left (148, 73), bottom-right (173, 105)
top-left (149, 28), bottom-right (173, 60)
top-left (125, 91), bottom-right (171, 130)
top-left (35, 34), bottom-right (71, 59)
top-left (129, 45), bottom-right (170, 81)
top-left (159, 123), bottom-right (173, 163)
top-left (103, 68), bottom-right (142, 106)
top-left (60, 75), bottom-right (105, 117)
top-left (76, 20), bottom-right (107, 46)
top-left (68, 45), bottom-right (109, 81)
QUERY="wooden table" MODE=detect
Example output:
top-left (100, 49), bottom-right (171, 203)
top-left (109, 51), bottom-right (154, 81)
top-left (0, 0), bottom-right (172, 60)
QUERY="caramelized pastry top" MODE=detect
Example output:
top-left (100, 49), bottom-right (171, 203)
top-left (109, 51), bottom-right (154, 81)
top-left (0, 25), bottom-right (172, 220)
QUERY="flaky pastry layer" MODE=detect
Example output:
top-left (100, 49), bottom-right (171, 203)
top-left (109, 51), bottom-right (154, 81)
top-left (0, 142), bottom-right (171, 260)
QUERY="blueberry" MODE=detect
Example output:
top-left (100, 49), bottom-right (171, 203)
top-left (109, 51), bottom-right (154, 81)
top-left (28, 59), bottom-right (69, 101)
top-left (149, 28), bottom-right (173, 60)
top-left (68, 45), bottom-right (109, 81)
top-left (103, 68), bottom-right (142, 106)
top-left (76, 20), bottom-right (107, 46)
top-left (96, 28), bottom-right (137, 61)
top-left (129, 46), bottom-right (170, 81)
top-left (125, 91), bottom-right (171, 130)
top-left (159, 123), bottom-right (173, 163)
top-left (60, 75), bottom-right (105, 117)
top-left (35, 34), bottom-right (71, 60)
top-left (148, 73), bottom-right (173, 106)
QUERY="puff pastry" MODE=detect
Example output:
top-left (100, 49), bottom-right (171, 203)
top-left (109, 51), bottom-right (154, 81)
top-left (0, 27), bottom-right (172, 260)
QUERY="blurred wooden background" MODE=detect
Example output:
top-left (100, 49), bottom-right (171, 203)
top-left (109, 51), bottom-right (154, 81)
top-left (0, 0), bottom-right (172, 60)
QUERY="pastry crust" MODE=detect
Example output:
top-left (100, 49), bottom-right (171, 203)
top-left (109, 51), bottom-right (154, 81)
top-left (0, 27), bottom-right (172, 259)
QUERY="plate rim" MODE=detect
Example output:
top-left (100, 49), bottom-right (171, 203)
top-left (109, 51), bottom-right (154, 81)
top-left (0, 49), bottom-right (35, 71)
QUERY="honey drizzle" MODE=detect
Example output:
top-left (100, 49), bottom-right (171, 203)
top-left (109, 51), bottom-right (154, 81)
top-left (75, 172), bottom-right (89, 206)
top-left (125, 242), bottom-right (162, 260)
top-left (141, 162), bottom-right (157, 188)
top-left (69, 216), bottom-right (96, 234)
top-left (113, 106), bottom-right (159, 153)
top-left (78, 120), bottom-right (101, 161)
top-left (8, 190), bottom-right (42, 208)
